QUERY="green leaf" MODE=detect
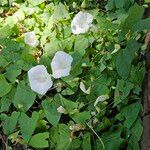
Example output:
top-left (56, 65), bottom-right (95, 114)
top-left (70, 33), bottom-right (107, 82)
top-left (57, 94), bottom-right (78, 113)
top-left (72, 111), bottom-right (90, 124)
top-left (0, 0), bottom-right (8, 6)
top-left (132, 18), bottom-right (150, 32)
top-left (0, 96), bottom-right (11, 113)
top-left (130, 118), bottom-right (143, 141)
top-left (82, 133), bottom-right (91, 150)
top-left (114, 79), bottom-right (134, 106)
top-left (0, 88), bottom-right (15, 113)
top-left (13, 81), bottom-right (36, 111)
top-left (61, 76), bottom-right (79, 90)
top-left (19, 112), bottom-right (39, 142)
top-left (130, 63), bottom-right (145, 86)
top-left (89, 72), bottom-right (111, 99)
top-left (42, 98), bottom-right (61, 126)
top-left (120, 3), bottom-right (144, 36)
top-left (0, 55), bottom-right (9, 67)
top-left (71, 138), bottom-right (82, 149)
top-left (115, 0), bottom-right (125, 8)
top-left (91, 83), bottom-right (109, 100)
top-left (0, 38), bottom-right (21, 53)
top-left (115, 40), bottom-right (142, 79)
top-left (5, 65), bottom-right (21, 83)
top-left (105, 0), bottom-right (115, 10)
top-left (2, 111), bottom-right (20, 135)
top-left (127, 135), bottom-right (140, 150)
top-left (74, 35), bottom-right (89, 56)
top-left (96, 16), bottom-right (118, 31)
top-left (116, 102), bottom-right (141, 128)
top-left (49, 124), bottom-right (71, 150)
top-left (40, 53), bottom-right (52, 70)
top-left (0, 39), bottom-right (21, 63)
top-left (98, 125), bottom-right (124, 150)
top-left (44, 38), bottom-right (62, 58)
top-left (0, 74), bottom-right (12, 97)
top-left (53, 3), bottom-right (69, 21)
top-left (0, 26), bottom-right (12, 38)
top-left (144, 0), bottom-right (150, 3)
top-left (21, 50), bottom-right (36, 65)
top-left (61, 37), bottom-right (74, 51)
top-left (49, 126), bottom-right (59, 149)
top-left (61, 87), bottom-right (75, 95)
top-left (70, 51), bottom-right (83, 77)
top-left (57, 124), bottom-right (71, 149)
top-left (28, 0), bottom-right (45, 6)
top-left (29, 132), bottom-right (49, 148)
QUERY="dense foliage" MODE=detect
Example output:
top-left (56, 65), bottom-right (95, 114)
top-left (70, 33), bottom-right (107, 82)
top-left (0, 0), bottom-right (150, 149)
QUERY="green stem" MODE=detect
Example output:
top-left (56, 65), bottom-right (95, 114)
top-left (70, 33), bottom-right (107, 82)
top-left (86, 122), bottom-right (105, 150)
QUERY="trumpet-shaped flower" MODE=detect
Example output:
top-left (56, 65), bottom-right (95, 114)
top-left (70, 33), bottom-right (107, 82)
top-left (28, 65), bottom-right (53, 95)
top-left (51, 51), bottom-right (73, 79)
top-left (71, 11), bottom-right (93, 34)
top-left (24, 32), bottom-right (39, 47)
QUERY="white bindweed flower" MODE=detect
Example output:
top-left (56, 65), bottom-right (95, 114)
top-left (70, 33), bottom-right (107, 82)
top-left (51, 51), bottom-right (73, 79)
top-left (57, 106), bottom-right (66, 114)
top-left (71, 11), bottom-right (93, 34)
top-left (24, 32), bottom-right (39, 47)
top-left (79, 81), bottom-right (91, 94)
top-left (28, 65), bottom-right (53, 95)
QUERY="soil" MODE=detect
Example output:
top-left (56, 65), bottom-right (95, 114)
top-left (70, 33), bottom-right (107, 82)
top-left (141, 41), bottom-right (150, 150)
top-left (140, 0), bottom-right (150, 149)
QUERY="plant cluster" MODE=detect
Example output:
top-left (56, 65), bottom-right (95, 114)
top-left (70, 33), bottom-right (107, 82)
top-left (0, 0), bottom-right (150, 149)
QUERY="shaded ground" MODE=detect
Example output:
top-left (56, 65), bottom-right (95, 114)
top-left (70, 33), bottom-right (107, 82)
top-left (139, 0), bottom-right (150, 149)
top-left (141, 36), bottom-right (150, 150)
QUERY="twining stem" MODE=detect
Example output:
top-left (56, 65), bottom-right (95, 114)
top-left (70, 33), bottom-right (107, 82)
top-left (86, 122), bottom-right (105, 150)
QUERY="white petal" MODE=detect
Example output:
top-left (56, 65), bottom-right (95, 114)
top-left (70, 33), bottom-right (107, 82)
top-left (51, 51), bottom-right (73, 79)
top-left (24, 32), bottom-right (39, 47)
top-left (91, 111), bottom-right (96, 116)
top-left (28, 65), bottom-right (53, 95)
top-left (52, 68), bottom-right (71, 79)
top-left (94, 95), bottom-right (109, 107)
top-left (71, 11), bottom-right (93, 34)
top-left (86, 87), bottom-right (91, 94)
top-left (85, 13), bottom-right (93, 24)
top-left (57, 106), bottom-right (66, 114)
top-left (71, 23), bottom-right (89, 34)
top-left (79, 82), bottom-right (91, 94)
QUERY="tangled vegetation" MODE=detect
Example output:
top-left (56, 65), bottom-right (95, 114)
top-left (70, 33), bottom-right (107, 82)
top-left (0, 0), bottom-right (150, 149)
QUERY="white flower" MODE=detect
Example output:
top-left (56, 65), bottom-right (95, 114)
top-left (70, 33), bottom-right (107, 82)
top-left (79, 81), bottom-right (91, 94)
top-left (28, 65), bottom-right (53, 95)
top-left (71, 11), bottom-right (93, 34)
top-left (51, 51), bottom-right (73, 79)
top-left (57, 106), bottom-right (66, 114)
top-left (24, 32), bottom-right (39, 47)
